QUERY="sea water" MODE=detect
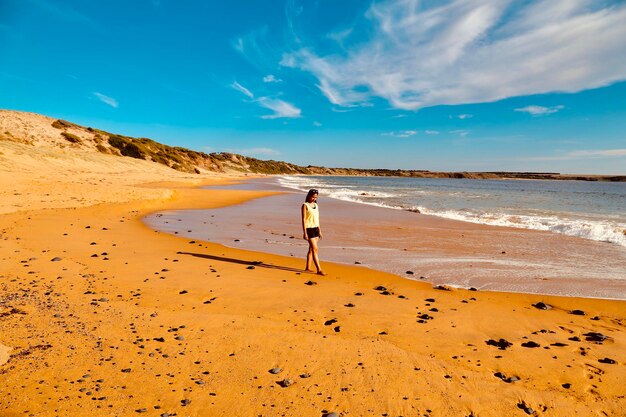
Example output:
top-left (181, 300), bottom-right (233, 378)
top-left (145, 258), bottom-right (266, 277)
top-left (278, 176), bottom-right (626, 249)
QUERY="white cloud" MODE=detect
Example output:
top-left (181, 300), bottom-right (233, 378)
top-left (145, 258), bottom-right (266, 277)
top-left (93, 92), bottom-right (118, 108)
top-left (425, 130), bottom-right (440, 135)
top-left (283, 0), bottom-right (626, 110)
top-left (456, 114), bottom-right (473, 120)
top-left (383, 130), bottom-right (417, 138)
top-left (450, 129), bottom-right (469, 137)
top-left (313, 121), bottom-right (322, 127)
top-left (231, 81), bottom-right (302, 119)
top-left (231, 81), bottom-right (254, 98)
top-left (258, 97), bottom-right (301, 119)
top-left (568, 149), bottom-right (626, 157)
top-left (263, 74), bottom-right (282, 83)
top-left (515, 105), bottom-right (564, 116)
top-left (528, 148), bottom-right (626, 161)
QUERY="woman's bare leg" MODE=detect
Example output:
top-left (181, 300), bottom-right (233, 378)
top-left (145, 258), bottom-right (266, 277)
top-left (305, 244), bottom-right (314, 272)
top-left (309, 237), bottom-right (324, 275)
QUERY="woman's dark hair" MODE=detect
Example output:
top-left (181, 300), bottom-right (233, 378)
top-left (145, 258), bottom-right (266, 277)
top-left (305, 189), bottom-right (318, 202)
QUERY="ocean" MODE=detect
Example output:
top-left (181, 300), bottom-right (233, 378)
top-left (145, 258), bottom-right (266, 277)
top-left (278, 176), bottom-right (626, 248)
top-left (144, 176), bottom-right (626, 299)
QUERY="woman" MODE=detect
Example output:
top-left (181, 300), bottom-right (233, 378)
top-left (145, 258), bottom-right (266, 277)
top-left (301, 189), bottom-right (325, 275)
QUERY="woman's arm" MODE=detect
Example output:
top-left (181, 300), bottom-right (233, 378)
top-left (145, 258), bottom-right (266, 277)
top-left (301, 204), bottom-right (308, 240)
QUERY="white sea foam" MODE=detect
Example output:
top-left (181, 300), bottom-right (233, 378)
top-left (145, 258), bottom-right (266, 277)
top-left (414, 207), bottom-right (626, 248)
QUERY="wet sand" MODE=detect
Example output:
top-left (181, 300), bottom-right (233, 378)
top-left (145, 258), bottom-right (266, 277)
top-left (145, 178), bottom-right (626, 300)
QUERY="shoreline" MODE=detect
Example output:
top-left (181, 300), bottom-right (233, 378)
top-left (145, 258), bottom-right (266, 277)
top-left (1, 173), bottom-right (625, 416)
top-left (145, 177), bottom-right (626, 300)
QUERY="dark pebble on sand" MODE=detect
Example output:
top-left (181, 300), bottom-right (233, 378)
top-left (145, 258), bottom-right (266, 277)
top-left (406, 270), bottom-right (414, 275)
top-left (269, 367), bottom-right (282, 374)
top-left (51, 257), bottom-right (62, 262)
top-left (121, 368), bottom-right (131, 373)
top-left (344, 303), bottom-right (355, 307)
top-left (304, 280), bottom-right (317, 286)
top-left (562, 383), bottom-right (571, 389)
top-left (485, 339), bottom-right (512, 350)
top-left (135, 409), bottom-right (147, 413)
top-left (374, 286), bottom-right (387, 291)
top-left (568, 336), bottom-right (581, 342)
top-left (323, 413), bottom-right (338, 417)
top-left (333, 326), bottom-right (341, 332)
top-left (380, 291), bottom-right (392, 295)
top-left (278, 378), bottom-right (294, 388)
top-left (569, 309), bottom-right (585, 315)
top-left (300, 373), bottom-right (311, 378)
top-left (532, 302), bottom-right (552, 310)
top-left (598, 357), bottom-right (616, 364)
top-left (517, 402), bottom-right (534, 415)
top-left (247, 266), bottom-right (255, 270)
top-left (153, 337), bottom-right (165, 342)
top-left (583, 332), bottom-right (609, 343)
top-left (181, 399), bottom-right (191, 406)
top-left (324, 319), bottom-right (337, 326)
top-left (179, 290), bottom-right (188, 294)
top-left (98, 297), bottom-right (109, 302)
top-left (354, 292), bottom-right (363, 296)
top-left (550, 342), bottom-right (568, 347)
top-left (175, 336), bottom-right (185, 341)
top-left (521, 341), bottom-right (540, 348)
top-left (434, 285), bottom-right (450, 291)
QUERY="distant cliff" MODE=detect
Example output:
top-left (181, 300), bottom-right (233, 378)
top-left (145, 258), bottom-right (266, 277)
top-left (1, 110), bottom-right (623, 181)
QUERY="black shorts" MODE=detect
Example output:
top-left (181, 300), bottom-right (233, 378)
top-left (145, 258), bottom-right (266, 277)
top-left (306, 227), bottom-right (320, 239)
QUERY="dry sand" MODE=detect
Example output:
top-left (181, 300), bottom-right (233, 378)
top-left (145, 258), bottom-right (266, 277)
top-left (1, 125), bottom-right (625, 416)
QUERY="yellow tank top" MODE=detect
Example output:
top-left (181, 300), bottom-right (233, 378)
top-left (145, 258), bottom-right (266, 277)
top-left (303, 202), bottom-right (319, 228)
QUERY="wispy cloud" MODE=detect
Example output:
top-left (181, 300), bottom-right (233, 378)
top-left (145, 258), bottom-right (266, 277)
top-left (515, 105), bottom-right (564, 116)
top-left (456, 114), bottom-right (473, 120)
top-left (425, 130), bottom-right (440, 135)
top-left (231, 81), bottom-right (254, 98)
top-left (231, 81), bottom-right (301, 119)
top-left (263, 74), bottom-right (282, 83)
top-left (383, 130), bottom-right (417, 138)
top-left (283, 0), bottom-right (626, 110)
top-left (528, 148), bottom-right (626, 161)
top-left (450, 130), bottom-right (469, 137)
top-left (313, 121), bottom-right (322, 127)
top-left (93, 92), bottom-right (118, 108)
top-left (258, 97), bottom-right (301, 119)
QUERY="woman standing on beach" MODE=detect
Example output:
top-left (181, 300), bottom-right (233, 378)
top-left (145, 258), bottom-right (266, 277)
top-left (302, 189), bottom-right (325, 276)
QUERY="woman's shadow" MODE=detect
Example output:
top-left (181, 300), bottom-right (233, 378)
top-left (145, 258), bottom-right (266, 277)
top-left (178, 251), bottom-right (305, 273)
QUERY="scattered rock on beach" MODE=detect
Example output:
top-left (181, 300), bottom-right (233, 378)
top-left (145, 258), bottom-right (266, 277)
top-left (269, 367), bottom-right (282, 374)
top-left (598, 357), bottom-right (616, 364)
top-left (486, 339), bottom-right (513, 350)
top-left (51, 257), bottom-right (62, 262)
top-left (278, 378), bottom-right (294, 387)
top-left (324, 319), bottom-right (337, 326)
top-left (569, 309), bottom-right (585, 316)
top-left (517, 401), bottom-right (534, 415)
top-left (521, 341), bottom-right (540, 348)
top-left (406, 270), bottom-right (414, 275)
top-left (304, 280), bottom-right (317, 286)
top-left (374, 285), bottom-right (387, 291)
top-left (583, 332), bottom-right (610, 343)
top-left (532, 302), bottom-right (552, 310)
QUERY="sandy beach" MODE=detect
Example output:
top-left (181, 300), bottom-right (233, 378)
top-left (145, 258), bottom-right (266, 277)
top-left (0, 134), bottom-right (624, 416)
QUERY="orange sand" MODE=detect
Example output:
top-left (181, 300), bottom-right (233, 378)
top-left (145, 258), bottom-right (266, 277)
top-left (0, 139), bottom-right (625, 416)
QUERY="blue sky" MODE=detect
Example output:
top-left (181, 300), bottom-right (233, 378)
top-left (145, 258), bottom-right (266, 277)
top-left (1, 0), bottom-right (625, 174)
